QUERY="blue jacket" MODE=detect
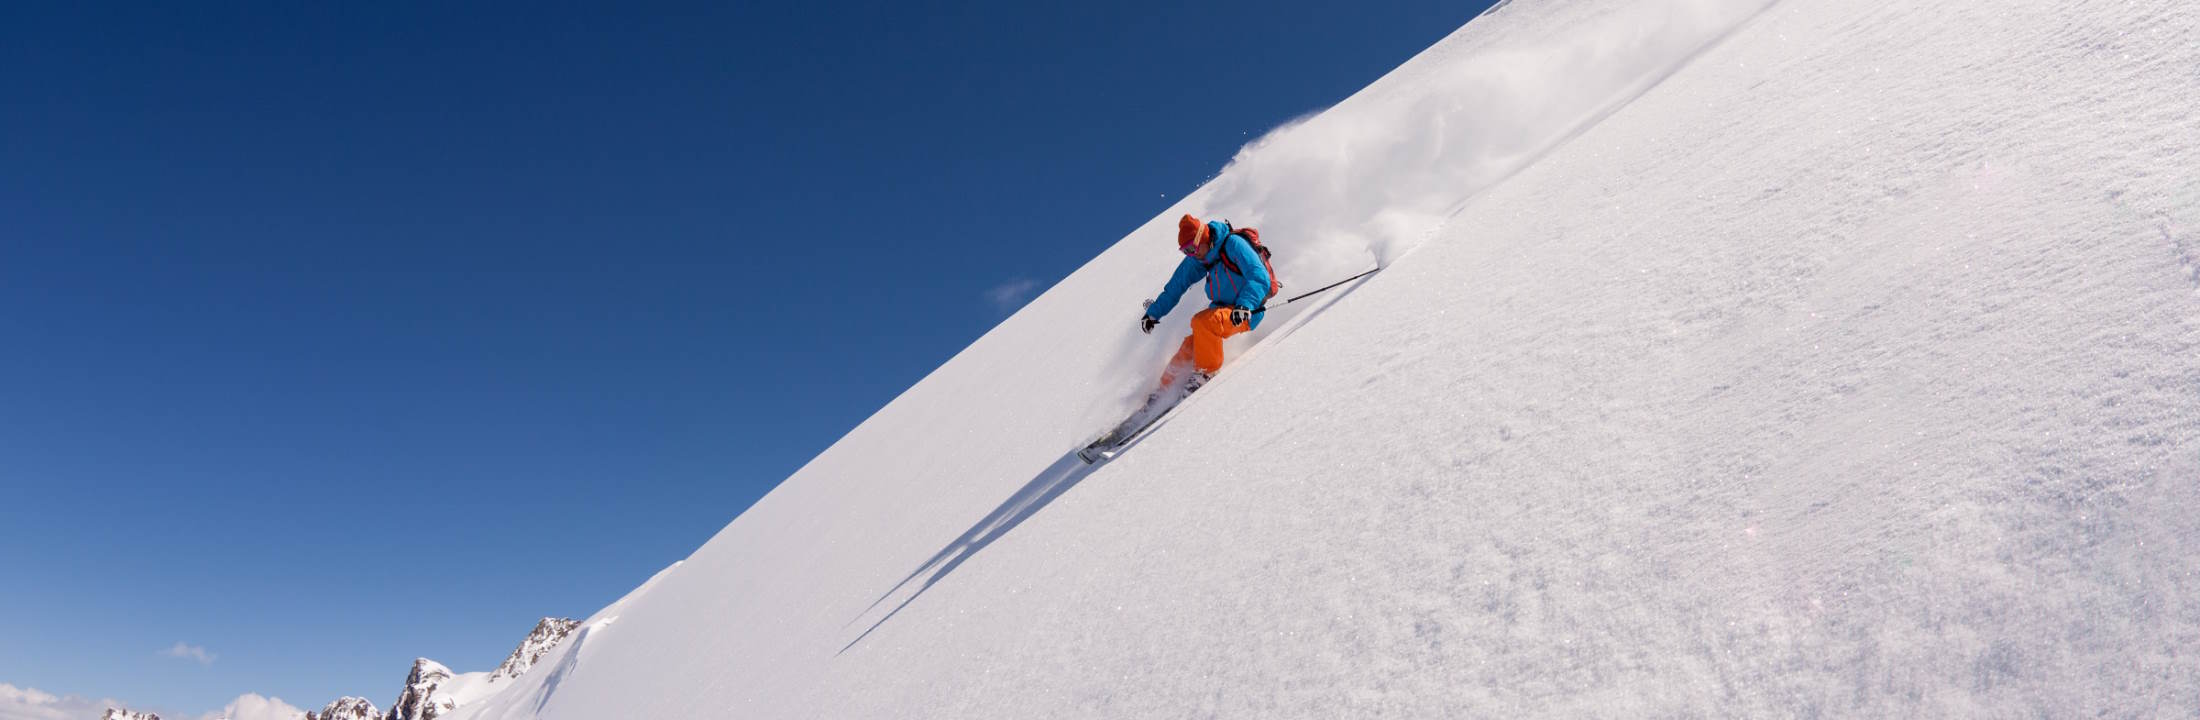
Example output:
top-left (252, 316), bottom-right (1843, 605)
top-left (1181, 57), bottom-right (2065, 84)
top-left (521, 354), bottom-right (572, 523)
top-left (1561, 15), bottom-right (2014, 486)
top-left (1148, 221), bottom-right (1273, 330)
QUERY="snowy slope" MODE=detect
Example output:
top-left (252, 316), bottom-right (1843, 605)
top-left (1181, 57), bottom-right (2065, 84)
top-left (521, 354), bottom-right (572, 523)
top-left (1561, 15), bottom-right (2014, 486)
top-left (449, 0), bottom-right (2200, 716)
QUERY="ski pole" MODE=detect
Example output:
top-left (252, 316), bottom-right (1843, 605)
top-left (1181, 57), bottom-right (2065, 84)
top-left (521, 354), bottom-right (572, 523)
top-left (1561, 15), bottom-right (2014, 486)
top-left (1138, 265), bottom-right (1382, 318)
top-left (1263, 265), bottom-right (1381, 311)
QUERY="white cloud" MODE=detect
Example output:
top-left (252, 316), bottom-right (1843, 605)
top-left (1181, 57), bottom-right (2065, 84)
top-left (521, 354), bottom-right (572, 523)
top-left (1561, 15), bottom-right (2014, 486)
top-left (0, 683), bottom-right (304, 720)
top-left (0, 683), bottom-right (125, 720)
top-left (162, 642), bottom-right (217, 666)
top-left (197, 693), bottom-right (305, 720)
top-left (985, 278), bottom-right (1042, 313)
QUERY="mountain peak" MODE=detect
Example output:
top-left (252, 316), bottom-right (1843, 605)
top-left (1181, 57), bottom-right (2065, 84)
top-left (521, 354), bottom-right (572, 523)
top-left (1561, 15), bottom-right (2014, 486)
top-left (306, 696), bottom-right (380, 720)
top-left (490, 618), bottom-right (580, 683)
top-left (385, 658), bottom-right (456, 720)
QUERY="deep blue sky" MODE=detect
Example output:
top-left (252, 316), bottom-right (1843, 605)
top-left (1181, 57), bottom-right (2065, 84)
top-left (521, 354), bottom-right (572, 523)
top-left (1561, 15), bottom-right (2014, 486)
top-left (0, 1), bottom-right (1489, 713)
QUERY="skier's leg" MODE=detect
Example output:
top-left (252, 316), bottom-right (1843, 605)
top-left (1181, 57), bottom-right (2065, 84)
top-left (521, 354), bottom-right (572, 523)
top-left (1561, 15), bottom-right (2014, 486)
top-left (1189, 307), bottom-right (1246, 374)
top-left (1088, 313), bottom-right (1230, 461)
top-left (1156, 332), bottom-right (1196, 391)
top-left (1103, 336), bottom-right (1191, 448)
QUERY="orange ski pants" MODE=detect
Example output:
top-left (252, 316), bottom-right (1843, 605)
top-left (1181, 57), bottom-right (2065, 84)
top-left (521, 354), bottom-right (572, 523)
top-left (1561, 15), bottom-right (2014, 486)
top-left (1161, 306), bottom-right (1250, 383)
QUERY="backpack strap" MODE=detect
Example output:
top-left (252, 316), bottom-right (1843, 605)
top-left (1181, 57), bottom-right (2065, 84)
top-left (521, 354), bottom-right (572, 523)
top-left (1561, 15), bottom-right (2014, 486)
top-left (1211, 221), bottom-right (1244, 275)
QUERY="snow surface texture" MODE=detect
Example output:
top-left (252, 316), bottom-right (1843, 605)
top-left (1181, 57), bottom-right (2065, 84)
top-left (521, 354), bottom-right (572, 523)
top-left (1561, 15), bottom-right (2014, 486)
top-left (447, 0), bottom-right (2200, 716)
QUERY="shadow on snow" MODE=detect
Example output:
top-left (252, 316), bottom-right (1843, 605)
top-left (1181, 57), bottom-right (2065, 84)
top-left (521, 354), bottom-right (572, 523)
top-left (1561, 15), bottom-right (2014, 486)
top-left (840, 448), bottom-right (1108, 655)
top-left (834, 271), bottom-right (1380, 655)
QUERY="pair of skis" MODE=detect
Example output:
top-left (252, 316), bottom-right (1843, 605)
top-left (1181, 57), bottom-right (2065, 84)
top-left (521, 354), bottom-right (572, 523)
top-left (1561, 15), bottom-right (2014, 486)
top-left (1077, 379), bottom-right (1197, 464)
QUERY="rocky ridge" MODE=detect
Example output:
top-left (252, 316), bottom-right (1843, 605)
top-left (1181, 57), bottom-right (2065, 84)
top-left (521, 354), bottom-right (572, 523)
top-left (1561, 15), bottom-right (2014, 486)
top-left (307, 696), bottom-right (381, 720)
top-left (356, 617), bottom-right (578, 720)
top-left (383, 658), bottom-right (456, 720)
top-left (104, 617), bottom-right (583, 720)
top-left (489, 618), bottom-right (580, 683)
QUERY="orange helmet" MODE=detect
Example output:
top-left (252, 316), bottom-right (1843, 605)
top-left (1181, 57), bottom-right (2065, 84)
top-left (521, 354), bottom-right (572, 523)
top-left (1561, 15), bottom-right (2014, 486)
top-left (1176, 214), bottom-right (1211, 257)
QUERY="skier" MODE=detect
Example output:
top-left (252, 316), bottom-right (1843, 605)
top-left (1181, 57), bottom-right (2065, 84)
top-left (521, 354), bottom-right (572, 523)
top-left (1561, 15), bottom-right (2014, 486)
top-left (1079, 213), bottom-right (1279, 463)
top-left (1139, 213), bottom-right (1274, 395)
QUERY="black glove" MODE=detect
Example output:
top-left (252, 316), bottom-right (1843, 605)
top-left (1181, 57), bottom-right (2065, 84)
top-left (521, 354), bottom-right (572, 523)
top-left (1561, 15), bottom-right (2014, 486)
top-left (1229, 307), bottom-right (1249, 326)
top-left (1140, 315), bottom-right (1159, 334)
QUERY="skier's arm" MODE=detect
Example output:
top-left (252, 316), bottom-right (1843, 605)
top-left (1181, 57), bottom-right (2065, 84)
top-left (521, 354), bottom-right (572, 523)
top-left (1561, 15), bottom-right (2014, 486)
top-left (1224, 235), bottom-right (1271, 310)
top-left (1145, 257), bottom-right (1206, 319)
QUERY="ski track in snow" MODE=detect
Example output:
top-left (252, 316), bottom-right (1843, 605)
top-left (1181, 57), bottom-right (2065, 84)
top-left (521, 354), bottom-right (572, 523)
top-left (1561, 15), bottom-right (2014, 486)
top-left (444, 0), bottom-right (2200, 717)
